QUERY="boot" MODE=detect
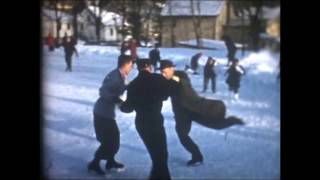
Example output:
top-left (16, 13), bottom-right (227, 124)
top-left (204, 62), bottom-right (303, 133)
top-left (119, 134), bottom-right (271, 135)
top-left (187, 154), bottom-right (203, 166)
top-left (87, 159), bottom-right (105, 175)
top-left (106, 159), bottom-right (125, 170)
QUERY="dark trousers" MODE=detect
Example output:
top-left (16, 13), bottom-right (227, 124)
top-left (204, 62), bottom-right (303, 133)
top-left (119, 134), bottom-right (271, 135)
top-left (227, 50), bottom-right (236, 65)
top-left (65, 54), bottom-right (72, 70)
top-left (203, 75), bottom-right (216, 92)
top-left (175, 111), bottom-right (202, 159)
top-left (48, 46), bottom-right (54, 51)
top-left (228, 84), bottom-right (240, 93)
top-left (135, 118), bottom-right (171, 180)
top-left (93, 114), bottom-right (120, 161)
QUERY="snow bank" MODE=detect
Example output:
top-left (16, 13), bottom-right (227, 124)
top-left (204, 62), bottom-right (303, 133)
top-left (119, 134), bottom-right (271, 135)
top-left (241, 49), bottom-right (279, 75)
top-left (179, 39), bottom-right (245, 50)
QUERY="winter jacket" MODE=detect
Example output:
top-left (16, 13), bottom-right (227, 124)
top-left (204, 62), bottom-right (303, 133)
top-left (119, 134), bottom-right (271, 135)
top-left (204, 63), bottom-right (216, 78)
top-left (63, 41), bottom-right (77, 57)
top-left (94, 69), bottom-right (126, 119)
top-left (47, 35), bottom-right (55, 47)
top-left (225, 38), bottom-right (237, 54)
top-left (120, 70), bottom-right (175, 126)
top-left (170, 71), bottom-right (242, 129)
top-left (129, 41), bottom-right (138, 60)
top-left (190, 54), bottom-right (201, 71)
top-left (226, 65), bottom-right (245, 88)
top-left (149, 49), bottom-right (161, 65)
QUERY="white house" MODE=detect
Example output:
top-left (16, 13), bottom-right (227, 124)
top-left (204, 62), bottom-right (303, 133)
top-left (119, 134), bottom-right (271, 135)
top-left (42, 8), bottom-right (73, 39)
top-left (77, 6), bottom-right (126, 42)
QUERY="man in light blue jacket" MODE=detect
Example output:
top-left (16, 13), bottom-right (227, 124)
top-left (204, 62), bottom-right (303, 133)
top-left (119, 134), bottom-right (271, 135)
top-left (88, 55), bottom-right (133, 175)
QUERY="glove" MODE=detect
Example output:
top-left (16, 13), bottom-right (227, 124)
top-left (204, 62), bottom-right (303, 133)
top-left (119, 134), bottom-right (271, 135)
top-left (172, 75), bottom-right (180, 82)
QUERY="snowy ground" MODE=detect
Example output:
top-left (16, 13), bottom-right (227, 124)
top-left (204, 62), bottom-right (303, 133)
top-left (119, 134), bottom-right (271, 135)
top-left (42, 43), bottom-right (280, 180)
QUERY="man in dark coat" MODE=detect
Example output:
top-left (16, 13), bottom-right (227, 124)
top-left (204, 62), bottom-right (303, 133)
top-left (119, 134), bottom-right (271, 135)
top-left (46, 32), bottom-right (55, 51)
top-left (63, 36), bottom-right (78, 72)
top-left (203, 57), bottom-right (217, 93)
top-left (149, 44), bottom-right (161, 70)
top-left (223, 35), bottom-right (237, 66)
top-left (190, 52), bottom-right (202, 74)
top-left (88, 55), bottom-right (134, 175)
top-left (120, 59), bottom-right (175, 180)
top-left (225, 59), bottom-right (246, 100)
top-left (160, 60), bottom-right (244, 166)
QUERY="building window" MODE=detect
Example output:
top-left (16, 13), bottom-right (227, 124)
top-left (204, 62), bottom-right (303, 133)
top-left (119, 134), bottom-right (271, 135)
top-left (87, 15), bottom-right (91, 21)
top-left (110, 28), bottom-right (114, 36)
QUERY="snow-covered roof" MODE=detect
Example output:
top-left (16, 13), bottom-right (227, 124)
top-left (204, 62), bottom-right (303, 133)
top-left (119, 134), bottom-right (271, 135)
top-left (235, 6), bottom-right (280, 20)
top-left (262, 6), bottom-right (280, 20)
top-left (161, 0), bottom-right (224, 16)
top-left (42, 8), bottom-right (72, 22)
top-left (87, 6), bottom-right (127, 26)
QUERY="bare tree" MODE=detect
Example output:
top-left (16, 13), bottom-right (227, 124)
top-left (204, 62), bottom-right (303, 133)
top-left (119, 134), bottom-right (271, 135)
top-left (96, 0), bottom-right (102, 42)
top-left (105, 0), bottom-right (130, 42)
top-left (128, 0), bottom-right (143, 44)
top-left (120, 0), bottom-right (127, 41)
top-left (168, 0), bottom-right (176, 47)
top-left (153, 1), bottom-right (166, 46)
top-left (190, 0), bottom-right (202, 48)
top-left (72, 0), bottom-right (86, 44)
top-left (54, 0), bottom-right (62, 46)
top-left (96, 0), bottom-right (164, 43)
top-left (144, 0), bottom-right (156, 43)
top-left (231, 0), bottom-right (265, 51)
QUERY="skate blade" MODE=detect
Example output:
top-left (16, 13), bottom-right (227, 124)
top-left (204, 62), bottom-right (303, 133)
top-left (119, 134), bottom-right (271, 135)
top-left (106, 167), bottom-right (126, 172)
top-left (87, 169), bottom-right (105, 175)
top-left (187, 161), bottom-right (203, 167)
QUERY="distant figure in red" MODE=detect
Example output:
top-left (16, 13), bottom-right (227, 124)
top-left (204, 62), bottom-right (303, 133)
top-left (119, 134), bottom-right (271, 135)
top-left (47, 32), bottom-right (55, 51)
top-left (128, 39), bottom-right (138, 62)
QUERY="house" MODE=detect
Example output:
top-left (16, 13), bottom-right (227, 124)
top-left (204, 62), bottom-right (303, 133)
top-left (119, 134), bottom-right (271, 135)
top-left (160, 0), bottom-right (280, 48)
top-left (42, 8), bottom-right (73, 40)
top-left (259, 6), bottom-right (280, 51)
top-left (160, 0), bottom-right (225, 47)
top-left (77, 6), bottom-right (125, 43)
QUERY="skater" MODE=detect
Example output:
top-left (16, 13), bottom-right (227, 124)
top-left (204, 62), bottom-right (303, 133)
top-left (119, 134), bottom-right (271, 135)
top-left (88, 55), bottom-right (134, 175)
top-left (120, 59), bottom-right (175, 180)
top-left (128, 38), bottom-right (138, 62)
top-left (223, 35), bottom-right (237, 66)
top-left (149, 44), bottom-right (161, 70)
top-left (160, 60), bottom-right (244, 166)
top-left (190, 52), bottom-right (202, 74)
top-left (184, 65), bottom-right (194, 74)
top-left (63, 36), bottom-right (78, 72)
top-left (120, 41), bottom-right (129, 55)
top-left (46, 32), bottom-right (55, 51)
top-left (225, 59), bottom-right (246, 100)
top-left (62, 32), bottom-right (68, 47)
top-left (203, 57), bottom-right (217, 93)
